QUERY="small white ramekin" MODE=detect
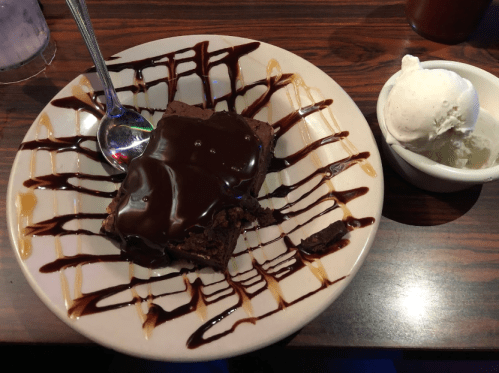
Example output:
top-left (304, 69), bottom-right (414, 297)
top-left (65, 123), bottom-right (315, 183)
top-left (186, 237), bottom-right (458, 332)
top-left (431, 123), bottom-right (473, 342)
top-left (377, 59), bottom-right (499, 193)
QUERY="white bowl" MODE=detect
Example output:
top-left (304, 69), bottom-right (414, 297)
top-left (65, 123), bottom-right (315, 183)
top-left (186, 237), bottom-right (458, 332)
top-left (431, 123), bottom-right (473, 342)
top-left (377, 59), bottom-right (499, 193)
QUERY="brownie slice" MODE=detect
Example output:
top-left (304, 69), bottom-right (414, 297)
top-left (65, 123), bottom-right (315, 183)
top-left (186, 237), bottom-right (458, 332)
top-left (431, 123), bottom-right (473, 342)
top-left (103, 101), bottom-right (274, 270)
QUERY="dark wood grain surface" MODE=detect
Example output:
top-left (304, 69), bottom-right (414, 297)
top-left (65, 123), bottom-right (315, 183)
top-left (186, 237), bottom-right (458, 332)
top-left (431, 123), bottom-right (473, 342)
top-left (1, 0), bottom-right (498, 353)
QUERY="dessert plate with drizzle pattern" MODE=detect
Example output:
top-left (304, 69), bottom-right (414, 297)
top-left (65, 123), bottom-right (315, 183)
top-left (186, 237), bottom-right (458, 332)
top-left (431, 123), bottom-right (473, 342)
top-left (7, 35), bottom-right (383, 361)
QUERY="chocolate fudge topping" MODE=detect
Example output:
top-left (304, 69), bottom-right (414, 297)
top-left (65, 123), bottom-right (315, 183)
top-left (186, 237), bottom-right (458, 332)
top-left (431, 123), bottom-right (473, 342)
top-left (103, 101), bottom-right (275, 269)
top-left (165, 101), bottom-right (274, 196)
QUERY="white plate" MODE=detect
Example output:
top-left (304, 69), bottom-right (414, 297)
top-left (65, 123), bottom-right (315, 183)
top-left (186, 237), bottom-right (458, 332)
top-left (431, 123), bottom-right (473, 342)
top-left (7, 35), bottom-right (383, 361)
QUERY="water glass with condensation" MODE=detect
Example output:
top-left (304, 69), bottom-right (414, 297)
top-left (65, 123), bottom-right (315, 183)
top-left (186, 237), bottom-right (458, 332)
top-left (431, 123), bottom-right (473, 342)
top-left (0, 0), bottom-right (56, 84)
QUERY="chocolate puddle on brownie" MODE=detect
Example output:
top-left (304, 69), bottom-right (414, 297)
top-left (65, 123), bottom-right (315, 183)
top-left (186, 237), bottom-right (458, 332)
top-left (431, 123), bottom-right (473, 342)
top-left (17, 40), bottom-right (375, 349)
top-left (113, 111), bottom-right (263, 245)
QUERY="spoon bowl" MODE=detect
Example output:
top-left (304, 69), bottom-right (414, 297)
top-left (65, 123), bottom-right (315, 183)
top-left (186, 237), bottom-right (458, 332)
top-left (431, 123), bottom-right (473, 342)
top-left (97, 110), bottom-right (153, 172)
top-left (66, 0), bottom-right (153, 172)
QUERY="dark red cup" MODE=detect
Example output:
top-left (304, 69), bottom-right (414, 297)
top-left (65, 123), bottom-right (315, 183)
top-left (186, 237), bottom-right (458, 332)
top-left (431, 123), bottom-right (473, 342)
top-left (406, 0), bottom-right (493, 44)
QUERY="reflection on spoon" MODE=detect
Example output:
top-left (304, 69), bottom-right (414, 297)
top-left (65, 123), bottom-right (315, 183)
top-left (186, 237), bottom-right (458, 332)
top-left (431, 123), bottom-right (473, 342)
top-left (66, 0), bottom-right (153, 172)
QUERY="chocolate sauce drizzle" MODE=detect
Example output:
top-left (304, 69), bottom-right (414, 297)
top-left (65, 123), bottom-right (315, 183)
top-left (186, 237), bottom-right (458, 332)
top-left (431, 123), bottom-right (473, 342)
top-left (24, 213), bottom-right (108, 237)
top-left (17, 40), bottom-right (376, 350)
top-left (19, 135), bottom-right (102, 162)
top-left (23, 172), bottom-right (125, 198)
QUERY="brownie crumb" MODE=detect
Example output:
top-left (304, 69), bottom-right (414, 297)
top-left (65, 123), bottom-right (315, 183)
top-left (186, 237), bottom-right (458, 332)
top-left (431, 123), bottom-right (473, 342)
top-left (298, 220), bottom-right (348, 253)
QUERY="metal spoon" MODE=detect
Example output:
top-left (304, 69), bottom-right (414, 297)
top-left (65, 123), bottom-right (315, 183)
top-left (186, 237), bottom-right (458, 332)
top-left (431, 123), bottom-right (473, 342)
top-left (66, 0), bottom-right (153, 172)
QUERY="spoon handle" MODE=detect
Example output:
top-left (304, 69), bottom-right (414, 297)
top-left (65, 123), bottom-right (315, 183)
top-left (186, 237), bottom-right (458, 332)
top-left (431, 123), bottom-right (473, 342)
top-left (66, 0), bottom-right (123, 117)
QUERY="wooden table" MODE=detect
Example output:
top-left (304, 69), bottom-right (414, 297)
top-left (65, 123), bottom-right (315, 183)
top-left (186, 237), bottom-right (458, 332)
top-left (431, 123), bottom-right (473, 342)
top-left (1, 0), bottom-right (498, 360)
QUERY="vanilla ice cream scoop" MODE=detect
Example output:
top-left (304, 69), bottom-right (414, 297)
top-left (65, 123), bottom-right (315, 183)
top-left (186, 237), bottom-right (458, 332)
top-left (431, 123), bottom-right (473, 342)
top-left (384, 55), bottom-right (480, 152)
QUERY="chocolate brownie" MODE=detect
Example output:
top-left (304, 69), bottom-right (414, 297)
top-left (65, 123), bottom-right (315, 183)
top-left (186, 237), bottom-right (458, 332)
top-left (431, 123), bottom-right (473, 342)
top-left (103, 101), bottom-right (274, 270)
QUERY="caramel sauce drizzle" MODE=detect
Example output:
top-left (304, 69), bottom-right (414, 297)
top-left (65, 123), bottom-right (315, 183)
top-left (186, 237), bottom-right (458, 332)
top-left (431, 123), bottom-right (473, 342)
top-left (16, 191), bottom-right (37, 260)
top-left (15, 112), bottom-right (51, 260)
top-left (16, 40), bottom-right (376, 349)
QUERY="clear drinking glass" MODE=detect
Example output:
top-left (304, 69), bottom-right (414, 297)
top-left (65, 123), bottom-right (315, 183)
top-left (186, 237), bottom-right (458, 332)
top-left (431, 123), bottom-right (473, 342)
top-left (0, 0), bottom-right (56, 84)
